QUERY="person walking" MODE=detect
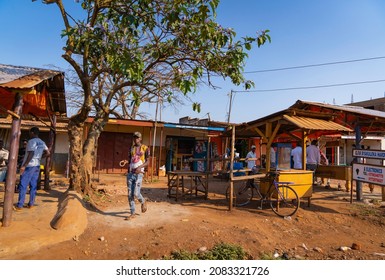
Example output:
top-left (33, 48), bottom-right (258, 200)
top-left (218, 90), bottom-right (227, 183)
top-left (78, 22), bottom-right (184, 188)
top-left (125, 131), bottom-right (148, 220)
top-left (15, 127), bottom-right (49, 210)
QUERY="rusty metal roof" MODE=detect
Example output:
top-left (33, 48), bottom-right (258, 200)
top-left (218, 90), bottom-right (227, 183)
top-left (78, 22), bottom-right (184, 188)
top-left (290, 100), bottom-right (385, 119)
top-left (0, 64), bottom-right (61, 88)
top-left (0, 64), bottom-right (66, 115)
top-left (283, 115), bottom-right (353, 132)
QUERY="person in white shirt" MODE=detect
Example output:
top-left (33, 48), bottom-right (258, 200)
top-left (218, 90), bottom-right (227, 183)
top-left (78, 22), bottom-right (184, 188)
top-left (245, 145), bottom-right (257, 170)
top-left (291, 142), bottom-right (303, 169)
top-left (15, 127), bottom-right (49, 210)
top-left (306, 140), bottom-right (320, 172)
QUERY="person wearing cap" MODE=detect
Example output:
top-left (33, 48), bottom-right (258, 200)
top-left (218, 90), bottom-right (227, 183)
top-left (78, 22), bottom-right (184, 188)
top-left (125, 131), bottom-right (149, 220)
top-left (245, 145), bottom-right (258, 170)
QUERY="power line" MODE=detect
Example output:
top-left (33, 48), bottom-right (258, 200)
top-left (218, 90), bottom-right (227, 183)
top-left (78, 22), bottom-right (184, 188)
top-left (233, 78), bottom-right (385, 93)
top-left (244, 56), bottom-right (385, 74)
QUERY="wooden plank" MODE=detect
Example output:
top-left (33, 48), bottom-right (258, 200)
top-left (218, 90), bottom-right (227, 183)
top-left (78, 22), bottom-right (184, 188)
top-left (231, 173), bottom-right (266, 181)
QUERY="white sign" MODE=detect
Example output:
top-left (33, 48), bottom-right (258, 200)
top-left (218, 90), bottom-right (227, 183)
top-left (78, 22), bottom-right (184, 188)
top-left (352, 149), bottom-right (385, 160)
top-left (352, 163), bottom-right (385, 186)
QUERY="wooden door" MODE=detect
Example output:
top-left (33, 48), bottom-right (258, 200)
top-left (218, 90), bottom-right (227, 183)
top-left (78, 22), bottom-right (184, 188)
top-left (96, 132), bottom-right (132, 173)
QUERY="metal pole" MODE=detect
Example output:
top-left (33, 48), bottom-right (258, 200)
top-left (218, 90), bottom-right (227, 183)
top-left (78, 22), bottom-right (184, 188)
top-left (229, 125), bottom-right (236, 211)
top-left (2, 93), bottom-right (23, 227)
top-left (151, 95), bottom-right (160, 182)
top-left (355, 124), bottom-right (363, 201)
top-left (158, 127), bottom-right (163, 179)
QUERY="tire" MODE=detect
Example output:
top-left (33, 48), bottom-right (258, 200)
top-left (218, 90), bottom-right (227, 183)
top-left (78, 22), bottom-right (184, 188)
top-left (269, 185), bottom-right (299, 217)
top-left (226, 181), bottom-right (253, 207)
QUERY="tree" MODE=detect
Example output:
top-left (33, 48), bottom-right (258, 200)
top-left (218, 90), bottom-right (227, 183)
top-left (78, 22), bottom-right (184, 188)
top-left (37, 0), bottom-right (270, 198)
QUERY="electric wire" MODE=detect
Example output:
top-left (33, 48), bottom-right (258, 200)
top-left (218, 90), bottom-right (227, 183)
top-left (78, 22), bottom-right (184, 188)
top-left (244, 56), bottom-right (385, 73)
top-left (233, 79), bottom-right (385, 93)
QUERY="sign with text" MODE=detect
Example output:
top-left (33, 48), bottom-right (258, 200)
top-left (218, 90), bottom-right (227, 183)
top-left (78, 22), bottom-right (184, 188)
top-left (352, 163), bottom-right (385, 186)
top-left (352, 149), bottom-right (385, 160)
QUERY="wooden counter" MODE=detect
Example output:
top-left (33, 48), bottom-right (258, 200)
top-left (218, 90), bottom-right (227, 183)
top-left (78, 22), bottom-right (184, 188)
top-left (315, 165), bottom-right (352, 191)
top-left (167, 171), bottom-right (209, 201)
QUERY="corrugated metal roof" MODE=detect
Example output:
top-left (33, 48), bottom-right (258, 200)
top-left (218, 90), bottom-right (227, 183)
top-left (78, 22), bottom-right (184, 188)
top-left (283, 115), bottom-right (353, 132)
top-left (0, 64), bottom-right (62, 89)
top-left (291, 100), bottom-right (385, 119)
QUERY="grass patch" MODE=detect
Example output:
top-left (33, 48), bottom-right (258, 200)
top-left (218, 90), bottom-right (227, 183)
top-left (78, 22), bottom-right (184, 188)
top-left (163, 243), bottom-right (250, 260)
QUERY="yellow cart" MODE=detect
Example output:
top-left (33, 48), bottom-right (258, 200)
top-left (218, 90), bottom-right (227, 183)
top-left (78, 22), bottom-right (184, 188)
top-left (260, 170), bottom-right (313, 206)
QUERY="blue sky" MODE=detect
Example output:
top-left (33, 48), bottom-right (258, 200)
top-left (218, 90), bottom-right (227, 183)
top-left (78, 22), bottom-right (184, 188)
top-left (1, 0), bottom-right (385, 124)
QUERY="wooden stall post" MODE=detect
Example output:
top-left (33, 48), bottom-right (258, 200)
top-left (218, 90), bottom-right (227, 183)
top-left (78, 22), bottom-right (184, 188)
top-left (382, 187), bottom-right (385, 201)
top-left (44, 114), bottom-right (56, 191)
top-left (2, 93), bottom-right (23, 227)
top-left (302, 131), bottom-right (308, 171)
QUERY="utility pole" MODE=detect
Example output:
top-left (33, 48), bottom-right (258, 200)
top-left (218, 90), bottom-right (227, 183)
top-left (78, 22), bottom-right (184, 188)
top-left (227, 90), bottom-right (234, 124)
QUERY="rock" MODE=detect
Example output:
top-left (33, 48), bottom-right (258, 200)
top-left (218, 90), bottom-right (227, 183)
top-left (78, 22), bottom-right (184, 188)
top-left (99, 236), bottom-right (105, 242)
top-left (373, 252), bottom-right (385, 257)
top-left (351, 243), bottom-right (361, 250)
top-left (73, 235), bottom-right (79, 242)
top-left (198, 246), bottom-right (207, 252)
top-left (313, 247), bottom-right (323, 253)
top-left (301, 243), bottom-right (309, 251)
top-left (281, 252), bottom-right (290, 260)
top-left (338, 246), bottom-right (351, 252)
top-left (294, 254), bottom-right (304, 260)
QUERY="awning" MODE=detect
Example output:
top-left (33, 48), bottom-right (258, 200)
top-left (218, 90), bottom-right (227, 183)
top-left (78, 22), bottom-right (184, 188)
top-left (283, 115), bottom-right (353, 132)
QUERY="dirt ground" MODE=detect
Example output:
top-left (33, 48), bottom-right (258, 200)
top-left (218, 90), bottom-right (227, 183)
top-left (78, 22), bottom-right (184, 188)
top-left (1, 173), bottom-right (385, 260)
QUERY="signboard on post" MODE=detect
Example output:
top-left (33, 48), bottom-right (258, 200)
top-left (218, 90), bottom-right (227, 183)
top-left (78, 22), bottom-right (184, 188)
top-left (352, 163), bottom-right (385, 186)
top-left (352, 149), bottom-right (385, 160)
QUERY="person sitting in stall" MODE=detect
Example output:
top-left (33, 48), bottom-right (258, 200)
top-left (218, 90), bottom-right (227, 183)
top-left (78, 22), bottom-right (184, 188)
top-left (245, 145), bottom-right (258, 174)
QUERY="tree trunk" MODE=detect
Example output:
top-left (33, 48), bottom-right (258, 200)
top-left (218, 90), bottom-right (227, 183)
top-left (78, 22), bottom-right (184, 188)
top-left (68, 111), bottom-right (109, 198)
top-left (68, 116), bottom-right (86, 193)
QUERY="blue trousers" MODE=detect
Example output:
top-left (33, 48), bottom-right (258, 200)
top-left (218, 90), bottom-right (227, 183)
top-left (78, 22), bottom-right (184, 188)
top-left (17, 166), bottom-right (40, 208)
top-left (127, 173), bottom-right (145, 215)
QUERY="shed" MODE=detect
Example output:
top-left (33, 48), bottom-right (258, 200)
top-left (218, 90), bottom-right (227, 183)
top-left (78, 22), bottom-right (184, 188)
top-left (0, 63), bottom-right (66, 227)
